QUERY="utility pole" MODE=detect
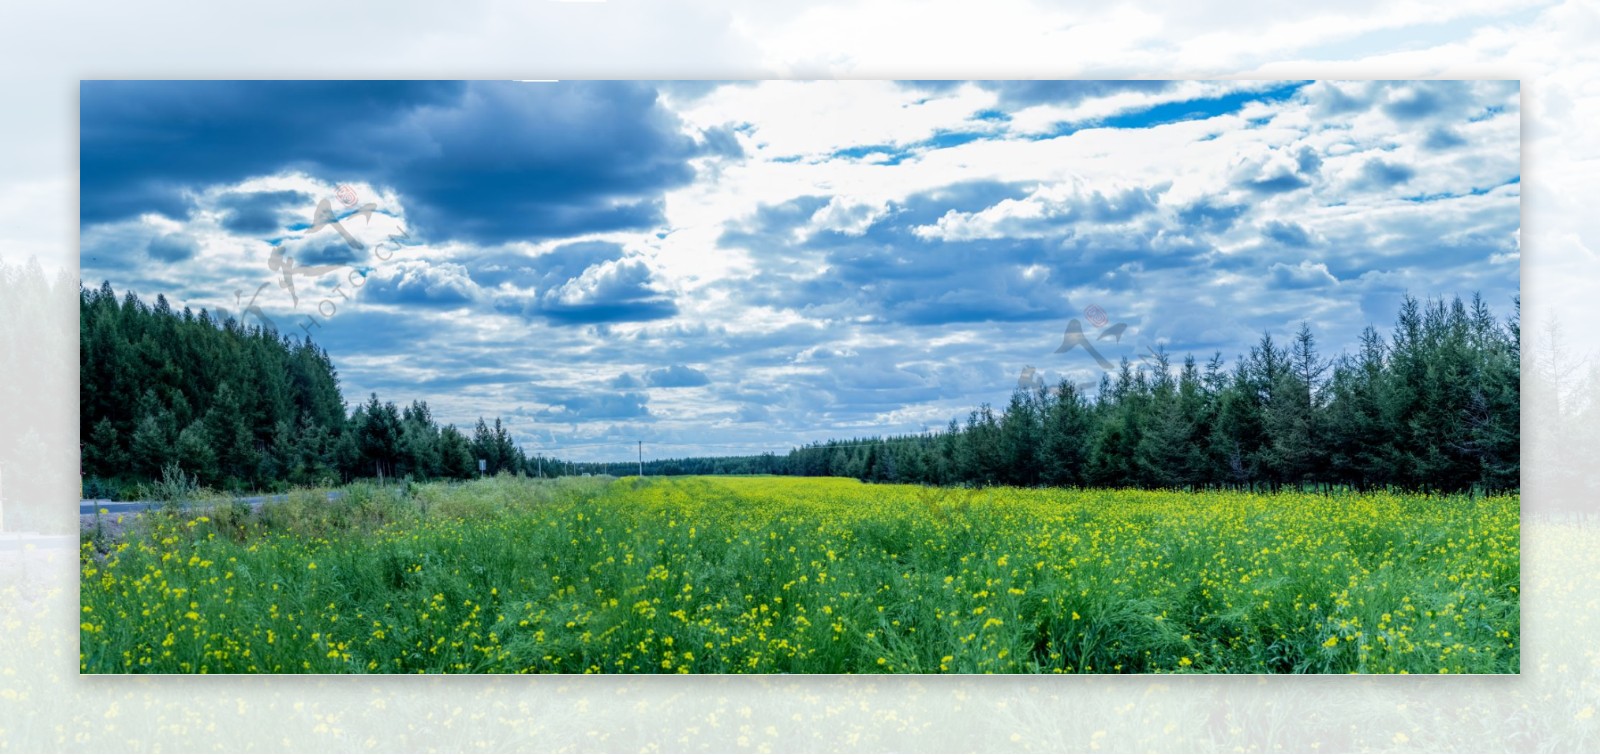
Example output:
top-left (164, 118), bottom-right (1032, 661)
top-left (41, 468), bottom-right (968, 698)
top-left (638, 440), bottom-right (644, 477)
top-left (537, 457), bottom-right (542, 479)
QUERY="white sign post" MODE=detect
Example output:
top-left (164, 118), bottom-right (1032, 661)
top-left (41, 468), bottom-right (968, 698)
top-left (478, 459), bottom-right (487, 476)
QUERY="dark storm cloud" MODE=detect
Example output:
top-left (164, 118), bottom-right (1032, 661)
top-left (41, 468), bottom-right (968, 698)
top-left (1359, 158), bottom-right (1417, 188)
top-left (145, 232), bottom-right (199, 262)
top-left (463, 240), bottom-right (629, 291)
top-left (1261, 220), bottom-right (1314, 248)
top-left (529, 241), bottom-right (630, 282)
top-left (719, 180), bottom-right (1209, 328)
top-left (538, 298), bottom-right (680, 325)
top-left (591, 321), bottom-right (831, 374)
top-left (1083, 186), bottom-right (1162, 222)
top-left (467, 241), bottom-right (681, 327)
top-left (292, 236), bottom-right (365, 267)
top-left (642, 365), bottom-right (711, 388)
top-left (1381, 81), bottom-right (1473, 121)
top-left (527, 257), bottom-right (680, 326)
top-left (1423, 127), bottom-right (1468, 150)
top-left (81, 80), bottom-right (712, 244)
top-left (1309, 82), bottom-right (1372, 116)
top-left (698, 124), bottom-right (747, 159)
top-left (362, 261), bottom-right (478, 307)
top-left (1176, 199), bottom-right (1248, 234)
top-left (1234, 146), bottom-right (1322, 195)
top-left (717, 194), bottom-right (834, 253)
top-left (215, 190), bottom-right (313, 235)
top-left (1268, 261), bottom-right (1339, 289)
top-left (1242, 170), bottom-right (1310, 195)
top-left (535, 391), bottom-right (652, 421)
top-left (80, 80), bottom-right (461, 224)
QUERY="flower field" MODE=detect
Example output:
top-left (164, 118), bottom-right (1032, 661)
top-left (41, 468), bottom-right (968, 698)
top-left (78, 476), bottom-right (1519, 674)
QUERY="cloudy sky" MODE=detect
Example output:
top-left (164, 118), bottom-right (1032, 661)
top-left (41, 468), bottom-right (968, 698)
top-left (79, 79), bottom-right (1520, 461)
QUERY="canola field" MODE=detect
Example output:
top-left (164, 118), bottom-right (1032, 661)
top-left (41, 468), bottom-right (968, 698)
top-left (78, 476), bottom-right (1519, 674)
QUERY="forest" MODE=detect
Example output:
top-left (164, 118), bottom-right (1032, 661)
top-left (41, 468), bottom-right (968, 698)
top-left (80, 283), bottom-right (551, 498)
top-left (79, 281), bottom-right (1520, 497)
top-left (576, 295), bottom-right (1521, 494)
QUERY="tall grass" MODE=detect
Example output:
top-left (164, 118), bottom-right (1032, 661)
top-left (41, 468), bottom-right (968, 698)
top-left (79, 476), bottom-right (1518, 674)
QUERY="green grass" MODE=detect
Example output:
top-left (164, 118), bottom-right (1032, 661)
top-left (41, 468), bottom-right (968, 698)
top-left (79, 475), bottom-right (1519, 674)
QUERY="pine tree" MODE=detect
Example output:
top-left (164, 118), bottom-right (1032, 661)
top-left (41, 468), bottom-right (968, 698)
top-left (998, 389), bottom-right (1042, 485)
top-left (175, 419), bottom-right (219, 485)
top-left (356, 394), bottom-right (404, 481)
top-left (128, 411), bottom-right (174, 479)
top-left (1134, 348), bottom-right (1190, 488)
top-left (1040, 379), bottom-right (1093, 487)
top-left (1264, 323), bottom-right (1329, 488)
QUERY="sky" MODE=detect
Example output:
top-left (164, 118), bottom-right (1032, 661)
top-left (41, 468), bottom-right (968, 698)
top-left (78, 79), bottom-right (1521, 461)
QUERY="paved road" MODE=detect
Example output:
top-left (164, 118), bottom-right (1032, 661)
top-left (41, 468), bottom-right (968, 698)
top-left (79, 491), bottom-right (344, 516)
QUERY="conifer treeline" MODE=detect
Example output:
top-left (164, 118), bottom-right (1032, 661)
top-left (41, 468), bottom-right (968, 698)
top-left (80, 283), bottom-right (562, 496)
top-left (83, 282), bottom-right (1519, 496)
top-left (589, 294), bottom-right (1520, 494)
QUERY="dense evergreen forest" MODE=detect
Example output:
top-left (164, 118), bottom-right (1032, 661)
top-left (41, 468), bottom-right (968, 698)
top-left (80, 283), bottom-right (560, 497)
top-left (80, 281), bottom-right (1520, 497)
top-left (590, 294), bottom-right (1522, 494)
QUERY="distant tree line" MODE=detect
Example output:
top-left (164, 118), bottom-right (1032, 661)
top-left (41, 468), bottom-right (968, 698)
top-left (601, 294), bottom-right (1521, 494)
top-left (80, 283), bottom-right (572, 497)
top-left (584, 453), bottom-right (788, 478)
top-left (81, 283), bottom-right (1520, 497)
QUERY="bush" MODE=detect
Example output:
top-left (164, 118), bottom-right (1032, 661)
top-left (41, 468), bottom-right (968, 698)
top-left (82, 476), bottom-right (120, 501)
top-left (139, 462), bottom-right (202, 513)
